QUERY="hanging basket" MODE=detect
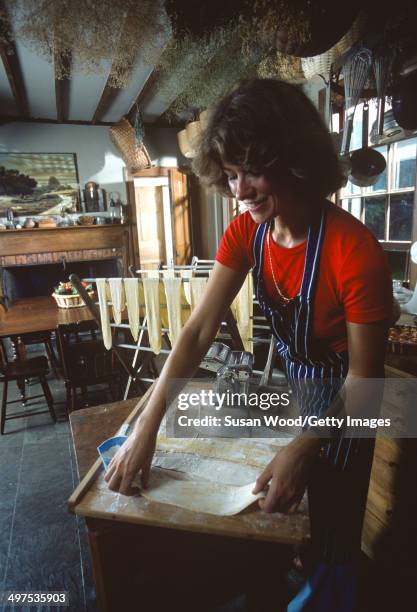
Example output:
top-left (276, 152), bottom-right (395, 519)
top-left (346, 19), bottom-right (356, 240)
top-left (177, 129), bottom-right (193, 158)
top-left (110, 117), bottom-right (152, 172)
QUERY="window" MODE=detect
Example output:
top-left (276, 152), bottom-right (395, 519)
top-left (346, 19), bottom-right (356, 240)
top-left (341, 131), bottom-right (416, 243)
top-left (339, 122), bottom-right (417, 280)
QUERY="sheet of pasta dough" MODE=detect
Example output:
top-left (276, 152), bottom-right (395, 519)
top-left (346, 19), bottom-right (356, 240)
top-left (142, 467), bottom-right (265, 516)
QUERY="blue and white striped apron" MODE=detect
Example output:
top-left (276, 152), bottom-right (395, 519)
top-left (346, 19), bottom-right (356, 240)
top-left (252, 204), bottom-right (374, 611)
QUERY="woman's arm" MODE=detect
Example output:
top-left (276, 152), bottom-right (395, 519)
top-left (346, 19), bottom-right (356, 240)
top-left (105, 262), bottom-right (248, 494)
top-left (253, 319), bottom-right (389, 513)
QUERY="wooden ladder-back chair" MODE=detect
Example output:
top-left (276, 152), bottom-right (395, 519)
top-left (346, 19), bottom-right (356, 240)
top-left (0, 339), bottom-right (56, 435)
top-left (56, 321), bottom-right (119, 412)
top-left (0, 296), bottom-right (59, 377)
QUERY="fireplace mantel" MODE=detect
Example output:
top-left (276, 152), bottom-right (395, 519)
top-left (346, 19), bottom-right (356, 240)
top-left (0, 225), bottom-right (132, 273)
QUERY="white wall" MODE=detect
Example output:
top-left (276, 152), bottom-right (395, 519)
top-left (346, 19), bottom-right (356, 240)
top-left (145, 126), bottom-right (188, 167)
top-left (0, 122), bottom-right (190, 224)
top-left (0, 121), bottom-right (188, 175)
top-left (0, 121), bottom-right (127, 202)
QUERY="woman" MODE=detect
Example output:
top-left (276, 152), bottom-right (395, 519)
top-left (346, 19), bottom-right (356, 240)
top-left (105, 79), bottom-right (393, 610)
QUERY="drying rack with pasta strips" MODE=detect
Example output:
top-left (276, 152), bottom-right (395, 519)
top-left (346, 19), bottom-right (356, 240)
top-left (70, 269), bottom-right (245, 400)
top-left (70, 263), bottom-right (284, 400)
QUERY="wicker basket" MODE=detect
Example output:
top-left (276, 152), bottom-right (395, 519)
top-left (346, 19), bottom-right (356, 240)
top-left (52, 291), bottom-right (94, 309)
top-left (78, 215), bottom-right (95, 225)
top-left (110, 117), bottom-right (151, 172)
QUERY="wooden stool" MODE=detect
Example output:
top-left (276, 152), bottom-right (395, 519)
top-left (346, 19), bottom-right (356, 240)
top-left (0, 354), bottom-right (56, 435)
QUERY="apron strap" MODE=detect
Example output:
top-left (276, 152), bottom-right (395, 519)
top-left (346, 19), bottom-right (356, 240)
top-left (300, 204), bottom-right (326, 304)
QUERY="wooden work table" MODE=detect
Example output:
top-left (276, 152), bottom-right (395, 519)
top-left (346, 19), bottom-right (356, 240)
top-left (69, 370), bottom-right (417, 610)
top-left (69, 397), bottom-right (309, 612)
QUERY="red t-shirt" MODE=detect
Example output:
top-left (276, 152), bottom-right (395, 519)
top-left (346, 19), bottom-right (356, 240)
top-left (216, 201), bottom-right (393, 353)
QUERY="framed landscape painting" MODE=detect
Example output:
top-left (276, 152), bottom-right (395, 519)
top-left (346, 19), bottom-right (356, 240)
top-left (0, 152), bottom-right (80, 217)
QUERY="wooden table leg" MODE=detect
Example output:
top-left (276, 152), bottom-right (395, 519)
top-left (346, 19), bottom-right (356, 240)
top-left (86, 525), bottom-right (112, 612)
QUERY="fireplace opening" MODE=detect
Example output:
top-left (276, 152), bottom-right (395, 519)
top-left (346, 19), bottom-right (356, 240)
top-left (2, 259), bottom-right (121, 306)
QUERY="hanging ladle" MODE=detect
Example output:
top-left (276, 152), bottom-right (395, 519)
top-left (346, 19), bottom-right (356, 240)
top-left (349, 102), bottom-right (386, 187)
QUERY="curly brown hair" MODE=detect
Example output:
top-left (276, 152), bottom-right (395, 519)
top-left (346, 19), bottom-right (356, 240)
top-left (192, 78), bottom-right (344, 200)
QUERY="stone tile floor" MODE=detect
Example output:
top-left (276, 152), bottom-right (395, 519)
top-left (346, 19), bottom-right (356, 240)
top-left (0, 347), bottom-right (114, 612)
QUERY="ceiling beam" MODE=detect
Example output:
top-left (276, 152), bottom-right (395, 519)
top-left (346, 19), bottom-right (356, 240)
top-left (54, 50), bottom-right (71, 122)
top-left (0, 115), bottom-right (114, 126)
top-left (0, 2), bottom-right (29, 118)
top-left (91, 82), bottom-right (120, 125)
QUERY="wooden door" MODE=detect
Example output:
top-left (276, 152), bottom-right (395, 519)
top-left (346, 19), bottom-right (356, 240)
top-left (134, 185), bottom-right (166, 268)
top-left (169, 168), bottom-right (192, 265)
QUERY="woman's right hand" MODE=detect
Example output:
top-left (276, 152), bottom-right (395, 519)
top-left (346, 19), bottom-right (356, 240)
top-left (104, 415), bottom-right (158, 495)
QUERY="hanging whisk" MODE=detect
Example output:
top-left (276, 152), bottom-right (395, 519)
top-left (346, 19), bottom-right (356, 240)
top-left (340, 47), bottom-right (372, 156)
top-left (373, 53), bottom-right (393, 139)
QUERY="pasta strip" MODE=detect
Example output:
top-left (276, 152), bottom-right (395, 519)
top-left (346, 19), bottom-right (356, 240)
top-left (96, 278), bottom-right (112, 350)
top-left (233, 273), bottom-right (253, 353)
top-left (108, 278), bottom-right (125, 325)
top-left (180, 269), bottom-right (193, 305)
top-left (190, 277), bottom-right (208, 310)
top-left (124, 278), bottom-right (140, 341)
top-left (142, 278), bottom-right (162, 354)
top-left (163, 277), bottom-right (183, 347)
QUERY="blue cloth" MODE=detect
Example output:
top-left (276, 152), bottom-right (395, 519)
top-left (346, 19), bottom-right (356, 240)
top-left (287, 563), bottom-right (358, 612)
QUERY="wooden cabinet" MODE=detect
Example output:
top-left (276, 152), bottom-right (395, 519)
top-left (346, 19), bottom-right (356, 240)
top-left (362, 366), bottom-right (417, 562)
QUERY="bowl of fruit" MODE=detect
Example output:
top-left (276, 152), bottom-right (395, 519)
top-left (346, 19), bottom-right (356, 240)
top-left (52, 281), bottom-right (94, 308)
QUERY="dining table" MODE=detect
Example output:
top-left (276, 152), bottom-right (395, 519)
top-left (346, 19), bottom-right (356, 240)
top-left (0, 295), bottom-right (95, 339)
top-left (0, 294), bottom-right (97, 379)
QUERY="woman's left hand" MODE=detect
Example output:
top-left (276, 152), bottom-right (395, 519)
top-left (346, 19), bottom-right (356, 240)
top-left (252, 434), bottom-right (321, 513)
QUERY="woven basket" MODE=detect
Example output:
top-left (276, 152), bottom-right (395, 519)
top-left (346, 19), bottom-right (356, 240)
top-left (177, 129), bottom-right (193, 158)
top-left (199, 109), bottom-right (210, 129)
top-left (110, 117), bottom-right (151, 172)
top-left (52, 291), bottom-right (94, 309)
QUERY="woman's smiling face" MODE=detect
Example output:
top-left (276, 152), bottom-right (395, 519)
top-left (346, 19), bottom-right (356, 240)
top-left (223, 162), bottom-right (283, 223)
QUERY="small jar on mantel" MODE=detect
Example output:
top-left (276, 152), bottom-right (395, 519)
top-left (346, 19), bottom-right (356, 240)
top-left (23, 218), bottom-right (35, 228)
